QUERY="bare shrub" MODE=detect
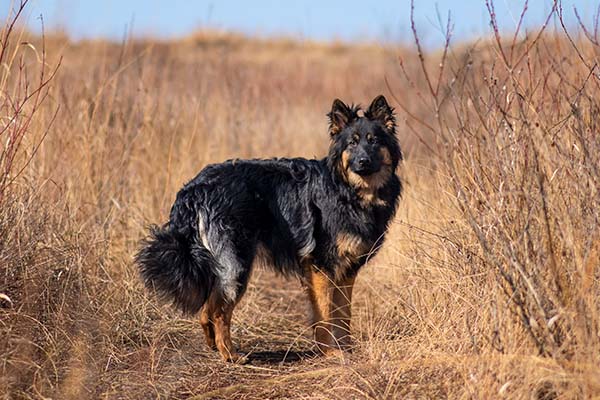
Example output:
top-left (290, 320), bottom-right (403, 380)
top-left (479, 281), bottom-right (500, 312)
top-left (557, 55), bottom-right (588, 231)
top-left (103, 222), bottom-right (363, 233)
top-left (397, 0), bottom-right (600, 395)
top-left (0, 0), bottom-right (59, 202)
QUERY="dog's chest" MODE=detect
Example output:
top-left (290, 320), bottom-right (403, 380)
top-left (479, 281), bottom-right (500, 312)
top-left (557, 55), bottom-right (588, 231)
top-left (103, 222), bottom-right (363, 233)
top-left (335, 231), bottom-right (373, 265)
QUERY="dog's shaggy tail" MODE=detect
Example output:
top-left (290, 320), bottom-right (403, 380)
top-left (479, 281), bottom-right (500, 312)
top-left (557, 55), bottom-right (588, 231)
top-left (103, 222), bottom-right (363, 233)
top-left (136, 225), bottom-right (217, 315)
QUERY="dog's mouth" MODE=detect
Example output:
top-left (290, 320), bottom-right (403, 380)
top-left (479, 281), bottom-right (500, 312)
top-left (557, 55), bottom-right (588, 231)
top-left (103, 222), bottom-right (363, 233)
top-left (350, 165), bottom-right (380, 177)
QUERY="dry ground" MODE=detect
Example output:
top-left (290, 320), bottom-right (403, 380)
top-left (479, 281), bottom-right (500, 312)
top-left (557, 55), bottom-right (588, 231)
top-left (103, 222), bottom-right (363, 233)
top-left (1, 5), bottom-right (600, 399)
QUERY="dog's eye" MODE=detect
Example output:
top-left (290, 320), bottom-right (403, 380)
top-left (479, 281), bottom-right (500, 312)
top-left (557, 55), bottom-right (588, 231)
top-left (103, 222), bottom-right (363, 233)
top-left (367, 136), bottom-right (377, 144)
top-left (348, 138), bottom-right (358, 146)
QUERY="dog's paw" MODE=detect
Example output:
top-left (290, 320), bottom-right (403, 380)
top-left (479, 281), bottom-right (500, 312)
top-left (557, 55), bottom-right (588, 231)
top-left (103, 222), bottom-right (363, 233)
top-left (322, 347), bottom-right (346, 360)
top-left (223, 352), bottom-right (249, 365)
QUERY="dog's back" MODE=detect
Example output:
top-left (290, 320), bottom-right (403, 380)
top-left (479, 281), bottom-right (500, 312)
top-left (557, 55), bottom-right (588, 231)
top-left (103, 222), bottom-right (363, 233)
top-left (172, 158), bottom-right (321, 280)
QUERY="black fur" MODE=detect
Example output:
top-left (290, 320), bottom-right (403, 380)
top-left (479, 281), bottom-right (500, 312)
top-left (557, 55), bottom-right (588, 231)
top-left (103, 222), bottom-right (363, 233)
top-left (136, 225), bottom-right (217, 314)
top-left (136, 95), bottom-right (402, 314)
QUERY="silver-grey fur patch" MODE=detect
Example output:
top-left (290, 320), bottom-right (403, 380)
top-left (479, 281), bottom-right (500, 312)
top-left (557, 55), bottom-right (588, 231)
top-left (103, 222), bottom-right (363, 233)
top-left (297, 237), bottom-right (316, 258)
top-left (203, 223), bottom-right (242, 303)
top-left (197, 212), bottom-right (212, 253)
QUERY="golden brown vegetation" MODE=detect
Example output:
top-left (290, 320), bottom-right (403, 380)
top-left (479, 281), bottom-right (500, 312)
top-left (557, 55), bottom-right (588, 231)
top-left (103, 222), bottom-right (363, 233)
top-left (1, 1), bottom-right (599, 398)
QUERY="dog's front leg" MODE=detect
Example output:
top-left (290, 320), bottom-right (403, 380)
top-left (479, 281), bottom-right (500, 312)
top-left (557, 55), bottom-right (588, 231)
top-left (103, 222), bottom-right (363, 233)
top-left (305, 267), bottom-right (337, 354)
top-left (331, 275), bottom-right (356, 350)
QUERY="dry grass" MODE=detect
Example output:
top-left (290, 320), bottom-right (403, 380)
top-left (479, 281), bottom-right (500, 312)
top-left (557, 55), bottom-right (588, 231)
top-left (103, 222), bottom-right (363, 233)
top-left (1, 1), bottom-right (599, 398)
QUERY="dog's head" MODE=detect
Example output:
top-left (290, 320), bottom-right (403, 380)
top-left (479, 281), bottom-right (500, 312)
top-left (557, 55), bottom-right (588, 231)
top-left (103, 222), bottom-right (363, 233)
top-left (327, 95), bottom-right (401, 192)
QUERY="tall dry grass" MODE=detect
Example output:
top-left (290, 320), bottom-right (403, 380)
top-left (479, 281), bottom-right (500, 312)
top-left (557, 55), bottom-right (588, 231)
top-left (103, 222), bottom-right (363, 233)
top-left (0, 0), bottom-right (599, 398)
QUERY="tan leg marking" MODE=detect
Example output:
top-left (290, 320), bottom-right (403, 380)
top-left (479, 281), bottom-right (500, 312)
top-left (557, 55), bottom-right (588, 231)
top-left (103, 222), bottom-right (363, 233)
top-left (199, 306), bottom-right (216, 349)
top-left (203, 291), bottom-right (245, 363)
top-left (305, 266), bottom-right (340, 354)
top-left (331, 276), bottom-right (356, 349)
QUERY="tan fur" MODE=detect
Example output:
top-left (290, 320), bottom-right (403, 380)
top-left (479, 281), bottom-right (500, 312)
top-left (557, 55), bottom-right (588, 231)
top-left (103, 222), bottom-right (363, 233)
top-left (304, 266), bottom-right (334, 353)
top-left (335, 232), bottom-right (370, 279)
top-left (380, 146), bottom-right (393, 165)
top-left (302, 262), bottom-right (357, 354)
top-left (200, 291), bottom-right (245, 363)
top-left (329, 125), bottom-right (342, 137)
top-left (340, 147), bottom-right (393, 206)
top-left (331, 276), bottom-right (356, 349)
top-left (385, 118), bottom-right (395, 131)
top-left (199, 307), bottom-right (216, 349)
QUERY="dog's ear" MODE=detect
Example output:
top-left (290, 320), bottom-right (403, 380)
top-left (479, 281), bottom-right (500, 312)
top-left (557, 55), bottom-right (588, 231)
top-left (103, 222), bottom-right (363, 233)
top-left (328, 99), bottom-right (357, 137)
top-left (365, 95), bottom-right (396, 133)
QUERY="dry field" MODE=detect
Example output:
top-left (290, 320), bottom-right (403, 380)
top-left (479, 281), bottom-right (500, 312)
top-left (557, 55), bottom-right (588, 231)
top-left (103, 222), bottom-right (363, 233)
top-left (1, 2), bottom-right (600, 398)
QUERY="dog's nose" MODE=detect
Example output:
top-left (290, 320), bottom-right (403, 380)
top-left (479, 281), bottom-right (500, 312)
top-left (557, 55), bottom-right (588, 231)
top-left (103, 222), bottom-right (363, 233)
top-left (358, 157), bottom-right (371, 168)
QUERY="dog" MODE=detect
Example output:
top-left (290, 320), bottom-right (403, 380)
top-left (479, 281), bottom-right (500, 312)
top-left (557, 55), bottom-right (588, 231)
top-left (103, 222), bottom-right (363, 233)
top-left (136, 95), bottom-right (402, 362)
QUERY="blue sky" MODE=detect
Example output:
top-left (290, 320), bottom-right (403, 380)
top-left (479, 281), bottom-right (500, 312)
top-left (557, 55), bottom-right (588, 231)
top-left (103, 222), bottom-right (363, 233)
top-left (2, 1), bottom-right (598, 47)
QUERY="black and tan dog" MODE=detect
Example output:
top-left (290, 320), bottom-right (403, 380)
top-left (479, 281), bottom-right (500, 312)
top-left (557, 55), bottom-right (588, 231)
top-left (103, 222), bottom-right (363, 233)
top-left (136, 95), bottom-right (402, 362)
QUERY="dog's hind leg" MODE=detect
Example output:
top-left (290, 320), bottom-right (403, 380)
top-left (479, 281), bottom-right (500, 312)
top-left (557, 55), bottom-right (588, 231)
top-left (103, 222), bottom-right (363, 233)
top-left (204, 290), bottom-right (247, 363)
top-left (200, 222), bottom-right (256, 362)
top-left (199, 306), bottom-right (216, 349)
top-left (206, 246), bottom-right (253, 362)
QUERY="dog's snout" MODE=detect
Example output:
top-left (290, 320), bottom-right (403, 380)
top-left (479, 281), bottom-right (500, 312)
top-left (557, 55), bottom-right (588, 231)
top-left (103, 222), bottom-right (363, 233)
top-left (358, 157), bottom-right (371, 168)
